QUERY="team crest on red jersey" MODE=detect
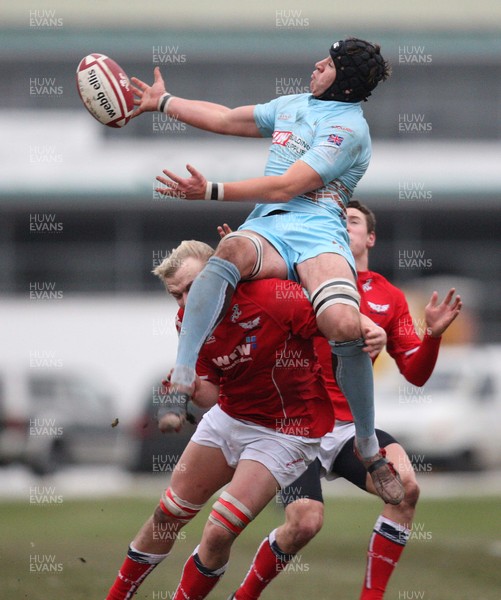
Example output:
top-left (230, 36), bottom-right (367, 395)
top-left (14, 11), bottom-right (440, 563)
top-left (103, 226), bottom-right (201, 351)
top-left (362, 279), bottom-right (373, 292)
top-left (238, 317), bottom-right (261, 330)
top-left (367, 301), bottom-right (390, 314)
top-left (230, 304), bottom-right (242, 323)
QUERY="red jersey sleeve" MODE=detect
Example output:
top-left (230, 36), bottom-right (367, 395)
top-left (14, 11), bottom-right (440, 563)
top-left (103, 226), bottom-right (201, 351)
top-left (385, 287), bottom-right (441, 387)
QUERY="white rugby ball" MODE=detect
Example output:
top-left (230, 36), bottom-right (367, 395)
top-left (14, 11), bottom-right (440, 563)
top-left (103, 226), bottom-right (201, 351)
top-left (76, 53), bottom-right (134, 128)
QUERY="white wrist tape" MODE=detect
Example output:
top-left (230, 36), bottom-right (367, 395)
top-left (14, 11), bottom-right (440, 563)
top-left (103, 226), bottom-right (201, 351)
top-left (158, 93), bottom-right (174, 114)
top-left (204, 181), bottom-right (225, 201)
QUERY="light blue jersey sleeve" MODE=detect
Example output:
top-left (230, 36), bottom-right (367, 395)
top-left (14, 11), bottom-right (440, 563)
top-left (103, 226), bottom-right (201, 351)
top-left (254, 98), bottom-right (282, 138)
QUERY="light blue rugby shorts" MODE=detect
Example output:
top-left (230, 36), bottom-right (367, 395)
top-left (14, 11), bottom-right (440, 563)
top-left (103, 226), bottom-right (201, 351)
top-left (238, 210), bottom-right (356, 282)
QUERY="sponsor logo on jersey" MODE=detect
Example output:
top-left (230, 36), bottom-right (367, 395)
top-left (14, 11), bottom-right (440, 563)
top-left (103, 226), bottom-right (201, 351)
top-left (246, 335), bottom-right (257, 349)
top-left (238, 316), bottom-right (261, 330)
top-left (272, 130), bottom-right (293, 145)
top-left (272, 131), bottom-right (311, 157)
top-left (204, 335), bottom-right (217, 345)
top-left (277, 113), bottom-right (292, 120)
top-left (331, 125), bottom-right (354, 133)
top-left (230, 304), bottom-right (242, 323)
top-left (367, 300), bottom-right (390, 314)
top-left (212, 342), bottom-right (254, 368)
top-left (288, 134), bottom-right (310, 155)
top-left (326, 134), bottom-right (344, 147)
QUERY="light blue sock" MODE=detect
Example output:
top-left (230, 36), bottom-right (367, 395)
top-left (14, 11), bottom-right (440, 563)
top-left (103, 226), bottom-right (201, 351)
top-left (330, 339), bottom-right (379, 457)
top-left (171, 257), bottom-right (240, 388)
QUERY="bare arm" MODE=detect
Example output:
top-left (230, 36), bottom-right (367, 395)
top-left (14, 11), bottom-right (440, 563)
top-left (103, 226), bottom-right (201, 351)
top-left (132, 67), bottom-right (260, 137)
top-left (169, 100), bottom-right (260, 138)
top-left (156, 160), bottom-right (324, 203)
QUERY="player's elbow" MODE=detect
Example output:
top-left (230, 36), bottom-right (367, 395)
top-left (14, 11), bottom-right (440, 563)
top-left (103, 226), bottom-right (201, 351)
top-left (270, 164), bottom-right (323, 203)
top-left (405, 373), bottom-right (429, 387)
top-left (192, 381), bottom-right (219, 408)
top-left (268, 189), bottom-right (293, 203)
top-left (267, 178), bottom-right (303, 203)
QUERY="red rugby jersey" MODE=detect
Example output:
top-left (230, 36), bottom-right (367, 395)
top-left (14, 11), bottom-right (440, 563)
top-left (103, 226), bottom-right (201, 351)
top-left (315, 270), bottom-right (442, 422)
top-left (177, 279), bottom-right (334, 438)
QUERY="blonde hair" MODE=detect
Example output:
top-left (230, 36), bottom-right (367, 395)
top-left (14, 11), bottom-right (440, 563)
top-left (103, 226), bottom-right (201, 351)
top-left (152, 240), bottom-right (214, 283)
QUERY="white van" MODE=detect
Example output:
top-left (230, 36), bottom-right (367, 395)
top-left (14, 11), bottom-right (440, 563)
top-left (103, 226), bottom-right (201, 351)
top-left (0, 367), bottom-right (126, 475)
top-left (374, 345), bottom-right (501, 470)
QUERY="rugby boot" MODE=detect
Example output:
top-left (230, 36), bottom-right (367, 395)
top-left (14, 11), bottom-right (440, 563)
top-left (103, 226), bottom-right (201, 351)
top-left (355, 445), bottom-right (404, 505)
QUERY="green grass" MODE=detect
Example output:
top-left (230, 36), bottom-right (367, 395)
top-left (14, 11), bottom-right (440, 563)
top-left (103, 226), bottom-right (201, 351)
top-left (2, 495), bottom-right (501, 599)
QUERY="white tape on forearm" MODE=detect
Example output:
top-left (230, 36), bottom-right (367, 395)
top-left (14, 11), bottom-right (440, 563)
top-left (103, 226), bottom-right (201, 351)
top-left (205, 181), bottom-right (225, 201)
top-left (158, 93), bottom-right (174, 114)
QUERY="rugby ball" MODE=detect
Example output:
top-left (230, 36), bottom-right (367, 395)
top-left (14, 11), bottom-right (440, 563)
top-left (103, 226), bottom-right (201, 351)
top-left (76, 53), bottom-right (134, 128)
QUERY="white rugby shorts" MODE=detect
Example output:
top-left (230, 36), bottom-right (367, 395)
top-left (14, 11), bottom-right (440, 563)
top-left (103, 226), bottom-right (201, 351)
top-left (318, 420), bottom-right (357, 480)
top-left (191, 404), bottom-right (321, 488)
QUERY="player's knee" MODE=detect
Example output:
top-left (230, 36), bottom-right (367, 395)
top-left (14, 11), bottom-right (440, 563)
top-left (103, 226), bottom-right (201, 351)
top-left (391, 479), bottom-right (419, 523)
top-left (403, 478), bottom-right (420, 509)
top-left (317, 304), bottom-right (362, 342)
top-left (330, 310), bottom-right (361, 341)
top-left (215, 236), bottom-right (255, 277)
top-left (294, 511), bottom-right (323, 545)
top-left (215, 236), bottom-right (240, 261)
top-left (311, 278), bottom-right (361, 341)
top-left (203, 519), bottom-right (236, 555)
top-left (285, 500), bottom-right (323, 547)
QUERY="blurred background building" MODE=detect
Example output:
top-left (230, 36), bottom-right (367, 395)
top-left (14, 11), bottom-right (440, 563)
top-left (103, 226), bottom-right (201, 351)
top-left (1, 1), bottom-right (500, 429)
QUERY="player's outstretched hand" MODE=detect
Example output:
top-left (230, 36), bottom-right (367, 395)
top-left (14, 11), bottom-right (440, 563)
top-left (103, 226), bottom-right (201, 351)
top-left (131, 67), bottom-right (167, 118)
top-left (156, 164), bottom-right (207, 200)
top-left (425, 288), bottom-right (462, 337)
top-left (217, 223), bottom-right (233, 239)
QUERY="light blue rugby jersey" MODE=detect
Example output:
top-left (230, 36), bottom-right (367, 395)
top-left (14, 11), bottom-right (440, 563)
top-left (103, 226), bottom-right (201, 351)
top-left (247, 93), bottom-right (372, 220)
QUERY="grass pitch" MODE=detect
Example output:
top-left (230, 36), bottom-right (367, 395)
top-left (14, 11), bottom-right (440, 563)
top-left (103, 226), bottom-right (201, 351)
top-left (2, 494), bottom-right (500, 599)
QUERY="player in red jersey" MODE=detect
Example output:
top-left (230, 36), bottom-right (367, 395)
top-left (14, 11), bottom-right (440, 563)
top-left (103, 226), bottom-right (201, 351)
top-left (225, 201), bottom-right (462, 600)
top-left (105, 239), bottom-right (343, 600)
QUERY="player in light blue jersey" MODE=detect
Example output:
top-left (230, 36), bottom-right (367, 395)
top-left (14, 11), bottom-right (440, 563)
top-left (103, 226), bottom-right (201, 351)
top-left (132, 38), bottom-right (401, 505)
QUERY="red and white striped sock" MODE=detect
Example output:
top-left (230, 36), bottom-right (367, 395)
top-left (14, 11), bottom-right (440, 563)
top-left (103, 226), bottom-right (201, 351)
top-left (360, 515), bottom-right (410, 599)
top-left (106, 544), bottom-right (169, 600)
top-left (173, 546), bottom-right (227, 600)
top-left (235, 529), bottom-right (295, 600)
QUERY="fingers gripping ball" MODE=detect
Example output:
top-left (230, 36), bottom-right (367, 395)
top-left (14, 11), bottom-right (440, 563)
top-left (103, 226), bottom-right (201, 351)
top-left (76, 53), bottom-right (134, 127)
